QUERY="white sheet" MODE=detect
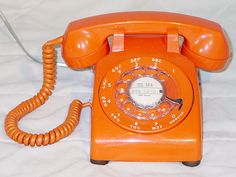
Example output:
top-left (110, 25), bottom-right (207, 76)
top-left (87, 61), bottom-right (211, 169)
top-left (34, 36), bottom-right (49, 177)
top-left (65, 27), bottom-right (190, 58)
top-left (0, 0), bottom-right (235, 177)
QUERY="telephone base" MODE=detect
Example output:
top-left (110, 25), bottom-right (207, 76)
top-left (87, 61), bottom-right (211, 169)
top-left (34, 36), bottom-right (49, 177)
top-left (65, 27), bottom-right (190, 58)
top-left (90, 159), bottom-right (109, 165)
top-left (182, 160), bottom-right (201, 167)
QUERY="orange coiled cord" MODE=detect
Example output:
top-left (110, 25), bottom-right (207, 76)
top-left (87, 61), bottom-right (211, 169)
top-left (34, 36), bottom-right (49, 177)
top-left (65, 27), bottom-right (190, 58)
top-left (5, 37), bottom-right (85, 146)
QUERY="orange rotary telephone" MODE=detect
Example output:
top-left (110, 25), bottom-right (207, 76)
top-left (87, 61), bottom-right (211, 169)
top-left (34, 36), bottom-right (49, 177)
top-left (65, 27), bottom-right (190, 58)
top-left (5, 12), bottom-right (230, 167)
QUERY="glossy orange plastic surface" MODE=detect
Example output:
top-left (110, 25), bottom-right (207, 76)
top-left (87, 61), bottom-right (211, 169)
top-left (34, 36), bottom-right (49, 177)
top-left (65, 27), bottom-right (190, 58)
top-left (62, 11), bottom-right (230, 71)
top-left (5, 12), bottom-right (230, 164)
top-left (91, 36), bottom-right (202, 162)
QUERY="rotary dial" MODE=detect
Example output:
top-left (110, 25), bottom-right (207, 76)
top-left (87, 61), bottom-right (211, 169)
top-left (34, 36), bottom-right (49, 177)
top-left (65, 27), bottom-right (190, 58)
top-left (99, 56), bottom-right (193, 134)
top-left (115, 66), bottom-right (177, 120)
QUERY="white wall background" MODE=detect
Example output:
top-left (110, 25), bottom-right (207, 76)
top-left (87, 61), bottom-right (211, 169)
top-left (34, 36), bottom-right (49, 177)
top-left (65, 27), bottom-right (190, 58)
top-left (0, 1), bottom-right (235, 177)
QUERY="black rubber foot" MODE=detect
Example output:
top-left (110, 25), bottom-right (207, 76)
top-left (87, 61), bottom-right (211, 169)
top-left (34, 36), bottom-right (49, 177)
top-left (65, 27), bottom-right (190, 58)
top-left (182, 160), bottom-right (201, 167)
top-left (90, 159), bottom-right (109, 165)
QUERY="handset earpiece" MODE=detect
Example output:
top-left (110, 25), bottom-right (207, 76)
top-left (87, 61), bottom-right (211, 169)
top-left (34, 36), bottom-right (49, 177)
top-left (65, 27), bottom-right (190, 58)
top-left (181, 27), bottom-right (230, 71)
top-left (62, 28), bottom-right (109, 69)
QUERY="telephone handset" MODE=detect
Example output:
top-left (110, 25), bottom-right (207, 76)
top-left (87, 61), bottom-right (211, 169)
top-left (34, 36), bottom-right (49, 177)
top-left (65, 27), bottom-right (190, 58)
top-left (5, 12), bottom-right (230, 166)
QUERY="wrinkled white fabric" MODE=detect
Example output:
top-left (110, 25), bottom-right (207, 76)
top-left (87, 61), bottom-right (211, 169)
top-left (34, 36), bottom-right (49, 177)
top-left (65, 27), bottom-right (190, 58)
top-left (0, 0), bottom-right (235, 177)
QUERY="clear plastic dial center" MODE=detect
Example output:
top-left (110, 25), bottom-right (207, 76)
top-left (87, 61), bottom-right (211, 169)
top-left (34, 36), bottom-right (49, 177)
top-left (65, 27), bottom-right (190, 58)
top-left (129, 76), bottom-right (163, 107)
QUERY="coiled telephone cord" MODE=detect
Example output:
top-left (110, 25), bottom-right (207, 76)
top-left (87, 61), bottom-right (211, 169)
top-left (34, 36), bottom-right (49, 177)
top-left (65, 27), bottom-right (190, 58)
top-left (5, 37), bottom-right (87, 146)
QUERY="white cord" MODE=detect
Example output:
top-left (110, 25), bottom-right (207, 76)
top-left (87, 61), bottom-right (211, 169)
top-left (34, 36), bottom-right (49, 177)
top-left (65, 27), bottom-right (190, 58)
top-left (0, 10), bottom-right (68, 67)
